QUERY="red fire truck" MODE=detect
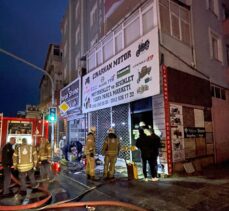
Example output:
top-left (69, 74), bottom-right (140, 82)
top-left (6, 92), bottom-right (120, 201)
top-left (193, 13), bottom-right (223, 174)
top-left (0, 114), bottom-right (49, 159)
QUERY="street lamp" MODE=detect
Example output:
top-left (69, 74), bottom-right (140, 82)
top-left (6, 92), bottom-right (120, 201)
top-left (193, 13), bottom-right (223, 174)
top-left (0, 48), bottom-right (55, 159)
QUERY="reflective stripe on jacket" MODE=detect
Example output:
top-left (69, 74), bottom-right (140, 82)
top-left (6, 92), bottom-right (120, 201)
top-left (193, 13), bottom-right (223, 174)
top-left (13, 144), bottom-right (37, 172)
top-left (38, 142), bottom-right (51, 161)
top-left (85, 133), bottom-right (95, 156)
top-left (102, 136), bottom-right (120, 157)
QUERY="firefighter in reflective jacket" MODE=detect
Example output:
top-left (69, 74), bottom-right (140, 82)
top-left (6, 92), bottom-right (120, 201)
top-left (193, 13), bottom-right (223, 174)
top-left (85, 127), bottom-right (96, 180)
top-left (102, 128), bottom-right (120, 179)
top-left (13, 138), bottom-right (39, 192)
top-left (37, 138), bottom-right (54, 181)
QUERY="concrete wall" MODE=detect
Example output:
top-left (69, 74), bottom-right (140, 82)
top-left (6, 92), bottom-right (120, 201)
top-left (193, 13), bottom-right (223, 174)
top-left (191, 0), bottom-right (228, 88)
top-left (212, 90), bottom-right (229, 163)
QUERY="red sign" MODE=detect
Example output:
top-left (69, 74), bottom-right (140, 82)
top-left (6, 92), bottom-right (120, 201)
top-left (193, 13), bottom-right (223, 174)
top-left (162, 65), bottom-right (173, 175)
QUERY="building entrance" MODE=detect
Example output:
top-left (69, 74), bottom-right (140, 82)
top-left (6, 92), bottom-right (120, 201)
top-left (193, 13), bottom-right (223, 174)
top-left (130, 97), bottom-right (153, 162)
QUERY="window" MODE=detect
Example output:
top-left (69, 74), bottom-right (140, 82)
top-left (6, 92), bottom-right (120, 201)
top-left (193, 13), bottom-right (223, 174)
top-left (75, 26), bottom-right (80, 46)
top-left (170, 2), bottom-right (180, 40)
top-left (64, 42), bottom-right (67, 58)
top-left (75, 53), bottom-right (80, 70)
top-left (115, 33), bottom-right (122, 53)
top-left (88, 51), bottom-right (96, 71)
top-left (90, 3), bottom-right (97, 27)
top-left (75, 1), bottom-right (79, 20)
top-left (64, 65), bottom-right (67, 81)
top-left (211, 85), bottom-right (226, 100)
top-left (222, 4), bottom-right (229, 20)
top-left (86, 1), bottom-right (155, 72)
top-left (64, 21), bottom-right (67, 33)
top-left (209, 30), bottom-right (222, 61)
top-left (160, 0), bottom-right (170, 35)
top-left (114, 25), bottom-right (123, 53)
top-left (159, 0), bottom-right (191, 46)
top-left (96, 48), bottom-right (103, 66)
top-left (124, 13), bottom-right (140, 47)
top-left (53, 47), bottom-right (60, 56)
top-left (142, 7), bottom-right (154, 34)
top-left (103, 34), bottom-right (113, 62)
top-left (207, 0), bottom-right (219, 16)
top-left (226, 45), bottom-right (229, 66)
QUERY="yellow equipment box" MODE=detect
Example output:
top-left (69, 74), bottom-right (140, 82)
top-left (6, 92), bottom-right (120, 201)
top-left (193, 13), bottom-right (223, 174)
top-left (126, 162), bottom-right (138, 180)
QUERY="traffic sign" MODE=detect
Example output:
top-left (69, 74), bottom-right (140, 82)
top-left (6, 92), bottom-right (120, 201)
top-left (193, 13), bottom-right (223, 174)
top-left (59, 101), bottom-right (69, 113)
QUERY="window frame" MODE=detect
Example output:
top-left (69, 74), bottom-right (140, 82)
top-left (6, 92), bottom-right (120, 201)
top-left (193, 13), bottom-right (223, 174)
top-left (90, 3), bottom-right (98, 28)
top-left (209, 28), bottom-right (223, 62)
top-left (159, 0), bottom-right (191, 46)
top-left (206, 0), bottom-right (219, 17)
top-left (87, 1), bottom-right (155, 72)
top-left (75, 26), bottom-right (80, 46)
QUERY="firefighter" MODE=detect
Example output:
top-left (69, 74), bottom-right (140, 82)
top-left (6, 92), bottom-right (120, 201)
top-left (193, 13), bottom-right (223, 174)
top-left (13, 138), bottom-right (39, 194)
top-left (85, 127), bottom-right (96, 180)
top-left (102, 128), bottom-right (120, 179)
top-left (1, 137), bottom-right (16, 196)
top-left (37, 137), bottom-right (54, 182)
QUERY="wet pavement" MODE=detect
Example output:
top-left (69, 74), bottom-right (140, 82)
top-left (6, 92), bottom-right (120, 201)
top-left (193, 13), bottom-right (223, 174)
top-left (1, 161), bottom-right (229, 210)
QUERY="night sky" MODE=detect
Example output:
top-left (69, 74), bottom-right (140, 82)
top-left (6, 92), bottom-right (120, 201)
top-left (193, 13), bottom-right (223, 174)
top-left (0, 0), bottom-right (67, 117)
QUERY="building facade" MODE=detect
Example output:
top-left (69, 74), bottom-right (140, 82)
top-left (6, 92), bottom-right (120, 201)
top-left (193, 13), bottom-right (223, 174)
top-left (39, 44), bottom-right (63, 146)
top-left (60, 0), bottom-right (229, 175)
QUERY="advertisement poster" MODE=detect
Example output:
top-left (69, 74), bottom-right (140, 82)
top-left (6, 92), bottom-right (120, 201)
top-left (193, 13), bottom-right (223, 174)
top-left (194, 109), bottom-right (204, 127)
top-left (82, 28), bottom-right (160, 113)
top-left (170, 104), bottom-right (185, 162)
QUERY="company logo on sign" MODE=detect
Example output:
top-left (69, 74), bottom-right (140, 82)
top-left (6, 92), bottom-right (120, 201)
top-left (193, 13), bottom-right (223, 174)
top-left (136, 39), bottom-right (150, 57)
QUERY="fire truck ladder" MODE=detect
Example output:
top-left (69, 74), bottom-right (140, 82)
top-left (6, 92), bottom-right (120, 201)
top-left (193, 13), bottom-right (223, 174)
top-left (0, 113), bottom-right (3, 147)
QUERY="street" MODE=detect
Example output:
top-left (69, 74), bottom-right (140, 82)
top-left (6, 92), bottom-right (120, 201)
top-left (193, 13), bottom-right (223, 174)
top-left (1, 162), bottom-right (229, 210)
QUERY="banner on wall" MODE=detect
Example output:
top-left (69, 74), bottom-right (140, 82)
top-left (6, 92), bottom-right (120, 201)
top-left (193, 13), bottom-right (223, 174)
top-left (170, 104), bottom-right (185, 162)
top-left (82, 28), bottom-right (160, 113)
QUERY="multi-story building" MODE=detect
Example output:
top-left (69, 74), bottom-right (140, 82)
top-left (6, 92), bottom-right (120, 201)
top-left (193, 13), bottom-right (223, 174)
top-left (39, 44), bottom-right (63, 144)
top-left (60, 0), bottom-right (229, 175)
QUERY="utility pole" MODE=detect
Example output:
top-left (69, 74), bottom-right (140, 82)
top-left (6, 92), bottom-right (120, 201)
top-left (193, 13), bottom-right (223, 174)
top-left (0, 48), bottom-right (56, 160)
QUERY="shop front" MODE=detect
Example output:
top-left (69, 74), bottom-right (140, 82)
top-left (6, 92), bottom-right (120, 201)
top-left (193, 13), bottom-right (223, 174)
top-left (60, 78), bottom-right (86, 160)
top-left (164, 66), bottom-right (214, 172)
top-left (82, 26), bottom-right (171, 174)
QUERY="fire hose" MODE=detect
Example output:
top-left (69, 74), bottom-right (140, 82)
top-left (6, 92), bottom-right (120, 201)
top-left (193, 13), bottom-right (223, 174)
top-left (0, 173), bottom-right (148, 211)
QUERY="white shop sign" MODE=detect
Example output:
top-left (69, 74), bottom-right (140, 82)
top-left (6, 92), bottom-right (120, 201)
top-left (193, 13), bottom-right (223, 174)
top-left (82, 28), bottom-right (160, 113)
